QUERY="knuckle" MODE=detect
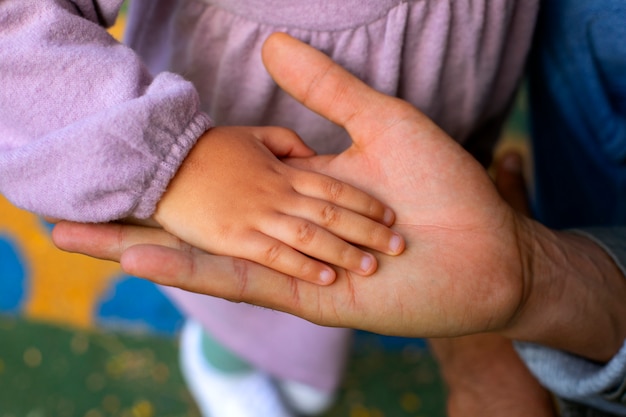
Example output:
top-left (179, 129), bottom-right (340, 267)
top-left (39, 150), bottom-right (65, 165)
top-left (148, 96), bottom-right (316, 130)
top-left (296, 259), bottom-right (315, 279)
top-left (263, 243), bottom-right (283, 265)
top-left (232, 258), bottom-right (250, 299)
top-left (326, 180), bottom-right (344, 201)
top-left (301, 61), bottom-right (334, 108)
top-left (335, 244), bottom-right (355, 264)
top-left (365, 200), bottom-right (381, 219)
top-left (296, 222), bottom-right (316, 245)
top-left (367, 224), bottom-right (387, 246)
top-left (320, 204), bottom-right (340, 226)
top-left (288, 276), bottom-right (302, 309)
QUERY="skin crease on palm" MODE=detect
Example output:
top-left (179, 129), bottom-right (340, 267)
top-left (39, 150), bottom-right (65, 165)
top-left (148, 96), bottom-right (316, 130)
top-left (52, 34), bottom-right (626, 364)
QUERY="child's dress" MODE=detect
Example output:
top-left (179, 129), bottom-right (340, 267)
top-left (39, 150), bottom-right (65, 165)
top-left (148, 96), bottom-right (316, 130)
top-left (0, 0), bottom-right (539, 392)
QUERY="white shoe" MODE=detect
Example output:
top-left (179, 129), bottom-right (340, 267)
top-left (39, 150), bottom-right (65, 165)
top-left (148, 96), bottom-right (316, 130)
top-left (277, 379), bottom-right (336, 416)
top-left (179, 320), bottom-right (294, 417)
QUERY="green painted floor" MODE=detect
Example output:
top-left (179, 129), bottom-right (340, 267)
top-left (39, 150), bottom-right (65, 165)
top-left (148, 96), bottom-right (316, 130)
top-left (0, 315), bottom-right (446, 417)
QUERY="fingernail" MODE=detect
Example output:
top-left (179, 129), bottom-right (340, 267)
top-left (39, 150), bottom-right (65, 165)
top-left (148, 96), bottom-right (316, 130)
top-left (319, 268), bottom-right (335, 285)
top-left (389, 233), bottom-right (404, 254)
top-left (383, 208), bottom-right (395, 225)
top-left (502, 153), bottom-right (522, 173)
top-left (360, 254), bottom-right (375, 274)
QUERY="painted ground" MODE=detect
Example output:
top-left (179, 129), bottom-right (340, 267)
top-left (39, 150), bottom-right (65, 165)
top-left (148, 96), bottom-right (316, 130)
top-left (0, 191), bottom-right (446, 416)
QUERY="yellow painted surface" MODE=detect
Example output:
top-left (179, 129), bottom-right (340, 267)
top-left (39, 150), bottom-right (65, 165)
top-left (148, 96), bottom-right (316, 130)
top-left (108, 14), bottom-right (127, 41)
top-left (0, 8), bottom-right (129, 329)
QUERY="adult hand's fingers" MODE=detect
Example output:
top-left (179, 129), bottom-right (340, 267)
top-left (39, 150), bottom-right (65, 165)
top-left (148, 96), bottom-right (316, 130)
top-left (120, 244), bottom-right (310, 314)
top-left (51, 221), bottom-right (189, 262)
top-left (261, 33), bottom-right (425, 147)
top-left (51, 222), bottom-right (328, 318)
top-left (494, 150), bottom-right (530, 216)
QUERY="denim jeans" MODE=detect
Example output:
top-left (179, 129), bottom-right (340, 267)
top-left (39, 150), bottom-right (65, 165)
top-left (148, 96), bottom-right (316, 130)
top-left (528, 0), bottom-right (626, 230)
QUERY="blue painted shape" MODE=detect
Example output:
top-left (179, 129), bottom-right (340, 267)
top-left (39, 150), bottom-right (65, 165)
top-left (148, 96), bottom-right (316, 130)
top-left (378, 335), bottom-right (428, 350)
top-left (0, 234), bottom-right (27, 313)
top-left (96, 275), bottom-right (184, 335)
top-left (354, 330), bottom-right (428, 351)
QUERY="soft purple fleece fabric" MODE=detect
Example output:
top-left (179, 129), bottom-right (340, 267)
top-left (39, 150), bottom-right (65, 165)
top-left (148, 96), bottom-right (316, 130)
top-left (0, 0), bottom-right (211, 221)
top-left (0, 0), bottom-right (538, 391)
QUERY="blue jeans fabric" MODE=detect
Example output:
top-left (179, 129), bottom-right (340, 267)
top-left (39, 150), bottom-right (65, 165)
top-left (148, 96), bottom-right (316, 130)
top-left (527, 1), bottom-right (626, 415)
top-left (528, 0), bottom-right (626, 230)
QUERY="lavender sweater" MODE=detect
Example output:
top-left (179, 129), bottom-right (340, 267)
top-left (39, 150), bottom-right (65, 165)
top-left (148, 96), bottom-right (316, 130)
top-left (0, 1), bottom-right (212, 222)
top-left (5, 1), bottom-right (624, 412)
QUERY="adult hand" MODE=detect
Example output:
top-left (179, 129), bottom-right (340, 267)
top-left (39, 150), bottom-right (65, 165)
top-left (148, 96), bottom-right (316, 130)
top-left (53, 34), bottom-right (626, 359)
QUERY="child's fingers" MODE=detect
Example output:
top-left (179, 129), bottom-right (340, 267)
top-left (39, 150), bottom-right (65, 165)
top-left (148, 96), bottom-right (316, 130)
top-left (52, 221), bottom-right (190, 262)
top-left (258, 215), bottom-right (381, 277)
top-left (281, 200), bottom-right (404, 256)
top-left (236, 232), bottom-right (338, 285)
top-left (254, 126), bottom-right (317, 158)
top-left (263, 33), bottom-right (415, 148)
top-left (291, 169), bottom-right (395, 226)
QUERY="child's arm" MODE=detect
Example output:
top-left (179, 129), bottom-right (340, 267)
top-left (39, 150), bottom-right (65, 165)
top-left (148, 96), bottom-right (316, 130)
top-left (0, 0), bottom-right (207, 222)
top-left (153, 126), bottom-right (404, 284)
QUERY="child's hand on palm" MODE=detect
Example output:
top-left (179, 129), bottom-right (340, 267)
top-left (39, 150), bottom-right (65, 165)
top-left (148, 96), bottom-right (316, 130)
top-left (153, 125), bottom-right (404, 284)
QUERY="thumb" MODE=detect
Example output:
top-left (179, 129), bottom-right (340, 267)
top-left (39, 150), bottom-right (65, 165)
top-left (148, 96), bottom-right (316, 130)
top-left (262, 32), bottom-right (414, 148)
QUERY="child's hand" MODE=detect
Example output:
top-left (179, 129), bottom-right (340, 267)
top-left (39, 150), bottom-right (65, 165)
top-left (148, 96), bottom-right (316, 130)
top-left (153, 126), bottom-right (404, 284)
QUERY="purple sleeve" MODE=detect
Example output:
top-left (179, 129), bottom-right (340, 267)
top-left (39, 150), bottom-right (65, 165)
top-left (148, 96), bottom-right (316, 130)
top-left (0, 0), bottom-right (212, 222)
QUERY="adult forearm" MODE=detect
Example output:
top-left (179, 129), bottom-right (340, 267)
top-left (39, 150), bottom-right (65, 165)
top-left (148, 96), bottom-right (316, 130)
top-left (430, 334), bottom-right (556, 417)
top-left (505, 219), bottom-right (626, 362)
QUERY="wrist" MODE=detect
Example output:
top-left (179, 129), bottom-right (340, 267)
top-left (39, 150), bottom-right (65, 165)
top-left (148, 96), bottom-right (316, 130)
top-left (502, 219), bottom-right (626, 362)
top-left (152, 129), bottom-right (215, 231)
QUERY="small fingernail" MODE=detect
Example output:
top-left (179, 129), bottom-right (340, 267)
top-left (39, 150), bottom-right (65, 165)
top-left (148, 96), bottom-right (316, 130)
top-left (383, 208), bottom-right (395, 225)
top-left (389, 233), bottom-right (404, 254)
top-left (360, 254), bottom-right (375, 274)
top-left (319, 268), bottom-right (335, 284)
